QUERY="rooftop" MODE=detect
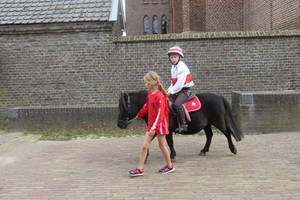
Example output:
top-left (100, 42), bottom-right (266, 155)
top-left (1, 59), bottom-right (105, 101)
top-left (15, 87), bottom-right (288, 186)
top-left (0, 0), bottom-right (118, 25)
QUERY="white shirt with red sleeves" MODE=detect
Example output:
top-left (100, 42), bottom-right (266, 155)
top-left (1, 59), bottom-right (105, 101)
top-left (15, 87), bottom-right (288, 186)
top-left (167, 61), bottom-right (194, 94)
top-left (136, 91), bottom-right (169, 135)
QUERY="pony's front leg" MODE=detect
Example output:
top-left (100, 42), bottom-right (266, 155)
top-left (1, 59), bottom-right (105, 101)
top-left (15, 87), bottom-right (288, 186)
top-left (166, 132), bottom-right (176, 159)
top-left (145, 149), bottom-right (149, 163)
top-left (200, 125), bottom-right (213, 156)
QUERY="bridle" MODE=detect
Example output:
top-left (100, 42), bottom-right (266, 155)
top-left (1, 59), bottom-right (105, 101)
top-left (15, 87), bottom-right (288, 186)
top-left (118, 93), bottom-right (135, 126)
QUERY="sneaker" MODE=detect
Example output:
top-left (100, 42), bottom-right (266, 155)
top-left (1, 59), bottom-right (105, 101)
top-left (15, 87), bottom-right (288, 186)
top-left (159, 164), bottom-right (175, 174)
top-left (129, 168), bottom-right (144, 176)
top-left (158, 165), bottom-right (168, 173)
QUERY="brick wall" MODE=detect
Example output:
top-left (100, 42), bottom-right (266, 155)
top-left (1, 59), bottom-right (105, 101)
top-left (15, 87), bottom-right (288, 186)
top-left (8, 106), bottom-right (119, 131)
top-left (187, 0), bottom-right (206, 32)
top-left (169, 0), bottom-right (299, 33)
top-left (181, 0), bottom-right (191, 32)
top-left (244, 0), bottom-right (300, 31)
top-left (206, 0), bottom-right (244, 31)
top-left (244, 0), bottom-right (272, 30)
top-left (232, 91), bottom-right (300, 134)
top-left (0, 22), bottom-right (117, 118)
top-left (172, 0), bottom-right (243, 33)
top-left (1, 28), bottom-right (299, 123)
top-left (272, 0), bottom-right (300, 30)
top-left (171, 0), bottom-right (184, 33)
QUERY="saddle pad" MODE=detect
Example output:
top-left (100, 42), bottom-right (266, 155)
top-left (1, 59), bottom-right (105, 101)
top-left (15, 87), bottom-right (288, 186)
top-left (185, 96), bottom-right (201, 112)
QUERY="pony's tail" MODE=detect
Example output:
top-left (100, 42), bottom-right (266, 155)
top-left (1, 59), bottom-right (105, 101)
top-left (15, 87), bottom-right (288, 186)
top-left (221, 96), bottom-right (244, 142)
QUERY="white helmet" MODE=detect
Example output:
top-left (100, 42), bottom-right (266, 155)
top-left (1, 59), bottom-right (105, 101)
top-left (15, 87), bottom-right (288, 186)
top-left (167, 46), bottom-right (184, 58)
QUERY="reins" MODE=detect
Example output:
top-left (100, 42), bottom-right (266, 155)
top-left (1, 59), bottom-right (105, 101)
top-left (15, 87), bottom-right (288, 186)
top-left (126, 93), bottom-right (131, 119)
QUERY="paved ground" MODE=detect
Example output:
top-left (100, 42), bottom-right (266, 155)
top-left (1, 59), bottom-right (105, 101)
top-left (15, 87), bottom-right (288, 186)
top-left (0, 131), bottom-right (299, 200)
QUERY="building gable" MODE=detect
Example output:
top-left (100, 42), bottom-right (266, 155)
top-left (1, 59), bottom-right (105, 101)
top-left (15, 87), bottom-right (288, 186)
top-left (0, 0), bottom-right (114, 25)
top-left (0, 0), bottom-right (125, 35)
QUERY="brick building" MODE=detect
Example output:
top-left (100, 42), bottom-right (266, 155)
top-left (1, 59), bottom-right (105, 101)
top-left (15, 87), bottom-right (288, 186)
top-left (244, 0), bottom-right (300, 31)
top-left (126, 0), bottom-right (300, 35)
top-left (0, 0), bottom-right (125, 118)
top-left (171, 0), bottom-right (244, 32)
top-left (125, 0), bottom-right (169, 35)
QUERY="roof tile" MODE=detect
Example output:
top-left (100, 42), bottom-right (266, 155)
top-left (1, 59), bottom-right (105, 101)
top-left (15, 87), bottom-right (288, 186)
top-left (0, 0), bottom-right (113, 25)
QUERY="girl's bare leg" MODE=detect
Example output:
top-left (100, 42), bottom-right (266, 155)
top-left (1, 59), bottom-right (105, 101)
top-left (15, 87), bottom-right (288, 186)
top-left (157, 134), bottom-right (172, 167)
top-left (137, 132), bottom-right (154, 170)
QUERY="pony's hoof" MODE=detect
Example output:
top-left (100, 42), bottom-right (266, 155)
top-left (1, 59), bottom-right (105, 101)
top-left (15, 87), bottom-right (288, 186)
top-left (230, 148), bottom-right (237, 154)
top-left (231, 148), bottom-right (237, 154)
top-left (170, 156), bottom-right (176, 162)
top-left (199, 151), bottom-right (206, 156)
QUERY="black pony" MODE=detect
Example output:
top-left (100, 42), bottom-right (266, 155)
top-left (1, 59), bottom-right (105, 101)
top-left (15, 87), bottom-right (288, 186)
top-left (117, 90), bottom-right (243, 159)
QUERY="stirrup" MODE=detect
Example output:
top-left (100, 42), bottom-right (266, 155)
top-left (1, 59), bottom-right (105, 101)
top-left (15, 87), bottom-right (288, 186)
top-left (175, 123), bottom-right (188, 133)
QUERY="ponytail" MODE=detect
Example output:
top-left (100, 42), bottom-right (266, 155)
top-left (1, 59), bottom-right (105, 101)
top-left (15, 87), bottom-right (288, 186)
top-left (158, 82), bottom-right (168, 98)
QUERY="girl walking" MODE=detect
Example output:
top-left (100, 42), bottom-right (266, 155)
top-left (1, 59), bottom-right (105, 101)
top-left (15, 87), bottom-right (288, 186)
top-left (129, 71), bottom-right (175, 176)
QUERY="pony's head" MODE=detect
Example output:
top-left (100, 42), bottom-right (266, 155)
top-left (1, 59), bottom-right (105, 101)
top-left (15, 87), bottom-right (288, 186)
top-left (117, 91), bottom-right (147, 129)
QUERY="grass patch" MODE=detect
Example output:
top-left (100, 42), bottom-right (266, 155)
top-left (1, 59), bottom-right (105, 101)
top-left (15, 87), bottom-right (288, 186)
top-left (26, 126), bottom-right (223, 141)
top-left (0, 117), bottom-right (9, 130)
top-left (212, 127), bottom-right (223, 135)
top-left (27, 127), bottom-right (146, 141)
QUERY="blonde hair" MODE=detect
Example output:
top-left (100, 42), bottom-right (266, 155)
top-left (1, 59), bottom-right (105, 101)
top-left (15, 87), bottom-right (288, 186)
top-left (143, 71), bottom-right (168, 98)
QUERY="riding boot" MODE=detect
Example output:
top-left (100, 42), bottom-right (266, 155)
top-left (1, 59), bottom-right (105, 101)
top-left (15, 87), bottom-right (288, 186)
top-left (175, 107), bottom-right (188, 133)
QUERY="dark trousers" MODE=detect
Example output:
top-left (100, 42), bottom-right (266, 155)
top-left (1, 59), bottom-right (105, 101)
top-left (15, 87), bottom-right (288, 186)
top-left (173, 88), bottom-right (189, 111)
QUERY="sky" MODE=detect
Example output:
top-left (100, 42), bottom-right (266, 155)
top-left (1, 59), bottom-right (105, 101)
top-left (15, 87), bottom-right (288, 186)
top-left (122, 0), bottom-right (126, 35)
top-left (122, 0), bottom-right (125, 15)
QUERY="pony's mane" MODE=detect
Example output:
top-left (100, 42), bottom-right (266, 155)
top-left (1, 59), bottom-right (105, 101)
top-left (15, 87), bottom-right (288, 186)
top-left (127, 90), bottom-right (148, 97)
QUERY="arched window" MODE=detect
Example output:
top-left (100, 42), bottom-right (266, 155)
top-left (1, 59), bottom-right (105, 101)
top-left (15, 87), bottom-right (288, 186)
top-left (143, 15), bottom-right (149, 35)
top-left (152, 15), bottom-right (158, 34)
top-left (161, 15), bottom-right (167, 34)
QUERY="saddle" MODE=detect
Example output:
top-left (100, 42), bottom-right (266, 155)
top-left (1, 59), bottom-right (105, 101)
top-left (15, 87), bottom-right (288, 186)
top-left (168, 91), bottom-right (201, 122)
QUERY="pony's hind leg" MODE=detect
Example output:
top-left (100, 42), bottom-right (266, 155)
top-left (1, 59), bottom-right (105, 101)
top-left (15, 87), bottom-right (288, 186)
top-left (217, 125), bottom-right (237, 155)
top-left (166, 133), bottom-right (176, 160)
top-left (226, 133), bottom-right (237, 154)
top-left (200, 125), bottom-right (213, 156)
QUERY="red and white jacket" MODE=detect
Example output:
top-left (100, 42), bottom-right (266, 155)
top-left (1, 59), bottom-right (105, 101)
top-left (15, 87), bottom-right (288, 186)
top-left (136, 90), bottom-right (169, 135)
top-left (168, 61), bottom-right (194, 94)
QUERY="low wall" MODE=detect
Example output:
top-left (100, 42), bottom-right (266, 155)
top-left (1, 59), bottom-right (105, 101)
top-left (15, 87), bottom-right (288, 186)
top-left (7, 106), bottom-right (144, 131)
top-left (1, 30), bottom-right (300, 119)
top-left (8, 91), bottom-right (300, 133)
top-left (232, 91), bottom-right (300, 134)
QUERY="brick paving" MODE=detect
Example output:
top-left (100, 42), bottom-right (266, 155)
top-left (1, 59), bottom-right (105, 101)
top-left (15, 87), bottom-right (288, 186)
top-left (0, 131), bottom-right (299, 200)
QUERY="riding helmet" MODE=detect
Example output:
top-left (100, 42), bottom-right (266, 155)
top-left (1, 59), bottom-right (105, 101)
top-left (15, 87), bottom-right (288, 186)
top-left (167, 46), bottom-right (184, 58)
